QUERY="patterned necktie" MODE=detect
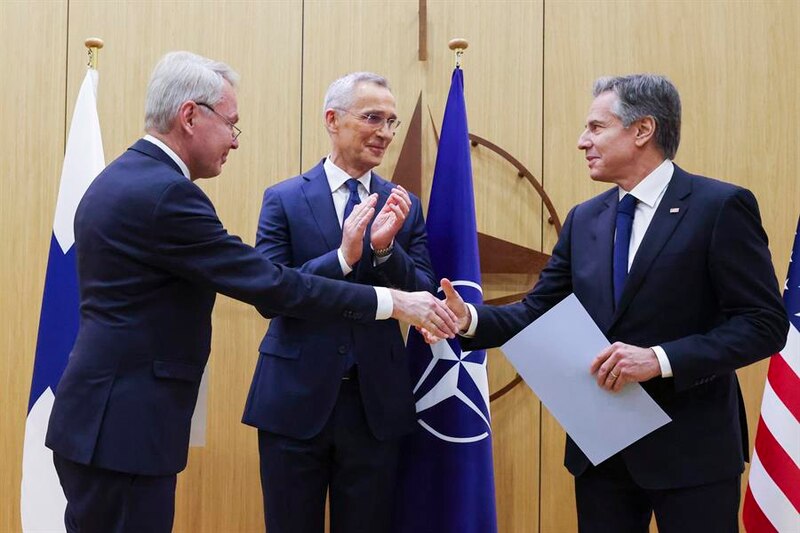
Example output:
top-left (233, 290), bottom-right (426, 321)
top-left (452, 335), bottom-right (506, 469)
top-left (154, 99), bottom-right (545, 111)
top-left (342, 179), bottom-right (362, 223)
top-left (613, 194), bottom-right (638, 306)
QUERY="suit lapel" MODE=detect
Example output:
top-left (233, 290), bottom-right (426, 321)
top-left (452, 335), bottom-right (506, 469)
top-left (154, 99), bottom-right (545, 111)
top-left (370, 173), bottom-right (392, 216)
top-left (592, 189), bottom-right (619, 325)
top-left (301, 162), bottom-right (341, 250)
top-left (611, 167), bottom-right (692, 326)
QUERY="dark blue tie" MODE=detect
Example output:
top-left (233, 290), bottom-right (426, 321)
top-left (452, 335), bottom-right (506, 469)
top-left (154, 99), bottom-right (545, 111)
top-left (613, 194), bottom-right (638, 306)
top-left (341, 179), bottom-right (362, 375)
top-left (342, 179), bottom-right (362, 223)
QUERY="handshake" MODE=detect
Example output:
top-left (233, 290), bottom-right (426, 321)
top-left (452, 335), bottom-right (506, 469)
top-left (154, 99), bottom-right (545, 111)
top-left (390, 278), bottom-right (468, 343)
top-left (342, 192), bottom-right (469, 342)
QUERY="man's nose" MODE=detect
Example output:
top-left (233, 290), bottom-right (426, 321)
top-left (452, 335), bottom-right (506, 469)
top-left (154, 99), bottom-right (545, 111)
top-left (376, 123), bottom-right (393, 138)
top-left (577, 130), bottom-right (590, 149)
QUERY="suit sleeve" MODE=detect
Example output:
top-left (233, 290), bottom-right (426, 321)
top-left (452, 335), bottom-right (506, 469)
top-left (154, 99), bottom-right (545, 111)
top-left (461, 206), bottom-right (577, 350)
top-left (255, 187), bottom-right (344, 279)
top-left (356, 194), bottom-right (437, 293)
top-left (661, 188), bottom-right (789, 391)
top-left (146, 178), bottom-right (378, 323)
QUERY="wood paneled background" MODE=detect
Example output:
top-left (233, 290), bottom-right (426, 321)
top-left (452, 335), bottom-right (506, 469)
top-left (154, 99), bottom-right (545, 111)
top-left (1, 1), bottom-right (797, 531)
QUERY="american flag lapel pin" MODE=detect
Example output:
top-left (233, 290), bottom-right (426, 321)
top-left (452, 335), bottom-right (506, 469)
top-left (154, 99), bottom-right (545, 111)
top-left (670, 207), bottom-right (680, 213)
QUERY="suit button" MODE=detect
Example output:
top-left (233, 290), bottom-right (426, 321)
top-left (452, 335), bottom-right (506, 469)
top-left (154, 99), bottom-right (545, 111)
top-left (338, 345), bottom-right (348, 354)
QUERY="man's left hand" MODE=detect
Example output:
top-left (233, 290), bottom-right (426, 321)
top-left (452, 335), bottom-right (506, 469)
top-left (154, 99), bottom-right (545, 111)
top-left (590, 342), bottom-right (661, 392)
top-left (370, 186), bottom-right (411, 250)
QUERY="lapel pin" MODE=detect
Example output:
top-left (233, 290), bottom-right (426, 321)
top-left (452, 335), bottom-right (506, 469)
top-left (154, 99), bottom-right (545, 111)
top-left (670, 207), bottom-right (680, 213)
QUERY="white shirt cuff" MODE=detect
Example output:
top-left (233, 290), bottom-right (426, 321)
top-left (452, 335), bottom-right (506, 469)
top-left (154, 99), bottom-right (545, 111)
top-left (652, 345), bottom-right (673, 378)
top-left (461, 303), bottom-right (479, 337)
top-left (374, 287), bottom-right (393, 320)
top-left (337, 248), bottom-right (353, 276)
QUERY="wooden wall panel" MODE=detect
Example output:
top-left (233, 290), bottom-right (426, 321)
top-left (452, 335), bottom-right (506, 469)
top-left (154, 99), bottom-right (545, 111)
top-left (300, 0), bottom-right (423, 178)
top-left (1, 1), bottom-right (797, 532)
top-left (65, 1), bottom-right (303, 531)
top-left (0, 1), bottom-right (67, 531)
top-left (424, 0), bottom-right (545, 251)
top-left (543, 1), bottom-right (800, 531)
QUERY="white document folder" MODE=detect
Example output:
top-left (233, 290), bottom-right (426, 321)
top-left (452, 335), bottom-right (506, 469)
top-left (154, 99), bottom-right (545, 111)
top-left (500, 293), bottom-right (671, 465)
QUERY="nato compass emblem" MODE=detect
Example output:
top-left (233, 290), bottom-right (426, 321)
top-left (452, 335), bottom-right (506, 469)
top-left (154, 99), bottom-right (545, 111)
top-left (409, 280), bottom-right (492, 443)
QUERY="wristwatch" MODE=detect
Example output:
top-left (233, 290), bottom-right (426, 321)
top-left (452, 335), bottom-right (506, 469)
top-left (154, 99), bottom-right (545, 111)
top-left (373, 244), bottom-right (394, 258)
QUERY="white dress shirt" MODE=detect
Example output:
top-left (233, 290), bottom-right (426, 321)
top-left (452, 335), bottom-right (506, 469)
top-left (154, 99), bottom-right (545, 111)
top-left (143, 135), bottom-right (190, 179)
top-left (323, 157), bottom-right (392, 319)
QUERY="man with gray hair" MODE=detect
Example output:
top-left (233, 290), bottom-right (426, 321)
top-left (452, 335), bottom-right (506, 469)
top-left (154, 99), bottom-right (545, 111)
top-left (435, 74), bottom-right (787, 532)
top-left (45, 55), bottom-right (456, 533)
top-left (242, 71), bottom-right (431, 533)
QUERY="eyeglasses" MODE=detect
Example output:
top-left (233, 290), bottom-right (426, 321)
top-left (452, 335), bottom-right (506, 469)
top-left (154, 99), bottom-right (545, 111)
top-left (338, 110), bottom-right (401, 132)
top-left (196, 102), bottom-right (242, 140)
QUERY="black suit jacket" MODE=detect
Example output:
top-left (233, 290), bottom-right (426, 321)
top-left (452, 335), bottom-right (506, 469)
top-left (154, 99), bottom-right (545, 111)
top-left (242, 160), bottom-right (436, 440)
top-left (46, 140), bottom-right (380, 476)
top-left (462, 165), bottom-right (788, 489)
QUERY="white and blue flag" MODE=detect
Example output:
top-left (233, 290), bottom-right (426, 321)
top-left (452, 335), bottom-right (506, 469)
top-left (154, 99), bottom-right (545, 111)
top-left (395, 67), bottom-right (498, 533)
top-left (21, 68), bottom-right (104, 532)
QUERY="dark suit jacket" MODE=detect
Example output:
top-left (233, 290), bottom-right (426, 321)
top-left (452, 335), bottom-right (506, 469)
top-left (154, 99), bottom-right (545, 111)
top-left (46, 140), bottom-right (380, 476)
top-left (242, 160), bottom-right (436, 441)
top-left (462, 165), bottom-right (788, 489)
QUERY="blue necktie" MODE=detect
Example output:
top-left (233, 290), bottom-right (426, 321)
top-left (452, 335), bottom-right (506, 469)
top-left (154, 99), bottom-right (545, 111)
top-left (341, 179), bottom-right (362, 374)
top-left (613, 194), bottom-right (638, 306)
top-left (342, 179), bottom-right (362, 223)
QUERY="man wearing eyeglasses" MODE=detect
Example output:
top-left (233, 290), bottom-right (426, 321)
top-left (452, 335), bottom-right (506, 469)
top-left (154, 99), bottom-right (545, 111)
top-left (46, 56), bottom-right (457, 533)
top-left (242, 72), bottom-right (433, 533)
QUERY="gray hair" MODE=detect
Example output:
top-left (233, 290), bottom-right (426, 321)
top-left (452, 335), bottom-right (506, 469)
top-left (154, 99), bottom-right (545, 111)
top-left (145, 51), bottom-right (240, 133)
top-left (322, 72), bottom-right (390, 116)
top-left (593, 74), bottom-right (681, 159)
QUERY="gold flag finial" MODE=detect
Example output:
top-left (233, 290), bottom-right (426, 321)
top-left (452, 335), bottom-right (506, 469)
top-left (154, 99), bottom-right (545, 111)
top-left (448, 38), bottom-right (468, 69)
top-left (85, 38), bottom-right (104, 70)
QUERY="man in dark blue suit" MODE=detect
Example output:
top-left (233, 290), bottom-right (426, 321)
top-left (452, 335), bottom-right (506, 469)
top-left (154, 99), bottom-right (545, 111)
top-left (45, 54), bottom-right (456, 533)
top-left (435, 75), bottom-right (788, 532)
top-left (242, 72), bottom-right (434, 533)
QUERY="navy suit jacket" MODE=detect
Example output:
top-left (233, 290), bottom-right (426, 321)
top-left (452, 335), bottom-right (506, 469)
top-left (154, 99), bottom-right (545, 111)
top-left (462, 165), bottom-right (788, 489)
top-left (46, 140), bottom-right (381, 476)
top-left (242, 160), bottom-right (436, 440)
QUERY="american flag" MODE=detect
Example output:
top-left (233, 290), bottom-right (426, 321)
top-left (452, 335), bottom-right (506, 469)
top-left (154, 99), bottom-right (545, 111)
top-left (742, 217), bottom-right (800, 532)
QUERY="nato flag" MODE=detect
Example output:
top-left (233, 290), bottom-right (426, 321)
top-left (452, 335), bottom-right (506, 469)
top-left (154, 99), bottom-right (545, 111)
top-left (395, 67), bottom-right (498, 533)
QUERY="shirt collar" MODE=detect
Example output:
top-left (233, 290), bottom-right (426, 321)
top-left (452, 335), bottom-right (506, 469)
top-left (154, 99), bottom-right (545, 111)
top-left (143, 134), bottom-right (191, 179)
top-left (619, 159), bottom-right (674, 207)
top-left (324, 156), bottom-right (371, 193)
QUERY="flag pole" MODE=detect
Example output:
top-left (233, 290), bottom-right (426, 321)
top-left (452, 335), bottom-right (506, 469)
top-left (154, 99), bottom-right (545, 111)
top-left (448, 38), bottom-right (468, 69)
top-left (84, 37), bottom-right (104, 70)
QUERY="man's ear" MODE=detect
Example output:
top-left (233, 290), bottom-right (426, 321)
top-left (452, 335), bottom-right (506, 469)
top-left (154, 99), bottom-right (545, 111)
top-left (634, 116), bottom-right (656, 147)
top-left (324, 108), bottom-right (339, 134)
top-left (177, 101), bottom-right (198, 134)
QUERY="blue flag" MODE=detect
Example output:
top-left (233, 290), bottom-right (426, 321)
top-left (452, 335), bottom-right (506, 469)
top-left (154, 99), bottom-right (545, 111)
top-left (395, 68), bottom-right (498, 533)
top-left (21, 69), bottom-right (105, 531)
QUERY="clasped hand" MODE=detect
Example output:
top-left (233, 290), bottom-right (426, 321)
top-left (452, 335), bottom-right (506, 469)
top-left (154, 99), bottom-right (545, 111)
top-left (340, 186), bottom-right (411, 266)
